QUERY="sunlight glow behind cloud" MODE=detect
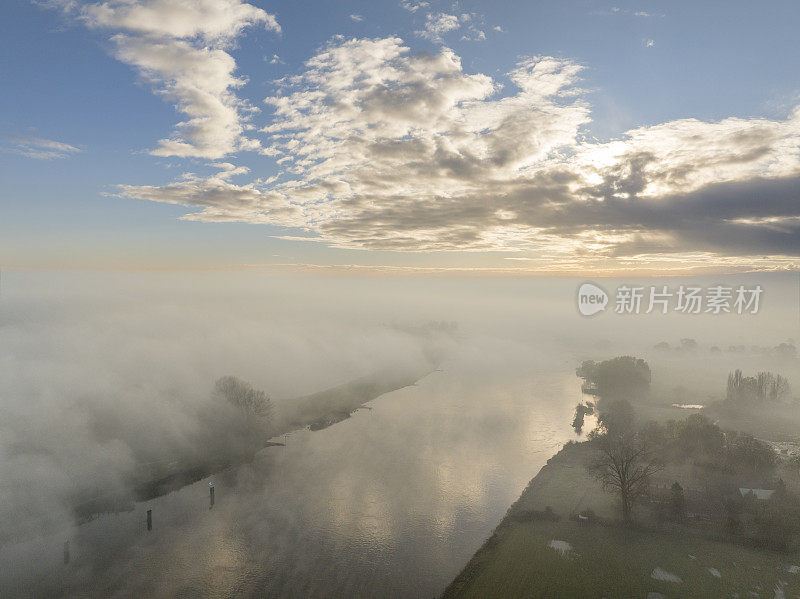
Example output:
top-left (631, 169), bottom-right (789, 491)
top-left (111, 34), bottom-right (800, 271)
top-left (32, 1), bottom-right (800, 273)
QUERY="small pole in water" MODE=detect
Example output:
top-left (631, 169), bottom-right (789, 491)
top-left (63, 540), bottom-right (70, 565)
top-left (146, 509), bottom-right (152, 531)
top-left (209, 481), bottom-right (215, 509)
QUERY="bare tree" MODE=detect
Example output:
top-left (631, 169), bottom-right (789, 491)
top-left (588, 400), bottom-right (662, 524)
top-left (214, 376), bottom-right (273, 424)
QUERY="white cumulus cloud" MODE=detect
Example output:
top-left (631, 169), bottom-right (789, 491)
top-left (55, 0), bottom-right (280, 159)
top-left (115, 37), bottom-right (800, 270)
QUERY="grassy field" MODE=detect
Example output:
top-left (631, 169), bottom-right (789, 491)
top-left (509, 441), bottom-right (618, 519)
top-left (443, 442), bottom-right (800, 598)
top-left (443, 518), bottom-right (799, 598)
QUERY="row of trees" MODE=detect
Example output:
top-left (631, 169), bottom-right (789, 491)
top-left (725, 369), bottom-right (790, 403)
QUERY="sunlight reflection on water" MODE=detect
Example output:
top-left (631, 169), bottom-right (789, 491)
top-left (1, 346), bottom-right (581, 598)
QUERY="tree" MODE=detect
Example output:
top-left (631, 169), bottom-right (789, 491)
top-left (726, 369), bottom-right (790, 403)
top-left (773, 343), bottom-right (797, 359)
top-left (588, 400), bottom-right (662, 524)
top-left (672, 414), bottom-right (725, 462)
top-left (726, 432), bottom-right (776, 478)
top-left (213, 376), bottom-right (274, 425)
top-left (572, 402), bottom-right (594, 434)
top-left (577, 356), bottom-right (651, 399)
top-left (669, 482), bottom-right (686, 521)
top-left (753, 480), bottom-right (800, 551)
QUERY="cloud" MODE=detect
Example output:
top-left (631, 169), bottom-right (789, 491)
top-left (116, 37), bottom-right (800, 270)
top-left (598, 7), bottom-right (663, 18)
top-left (2, 135), bottom-right (81, 159)
top-left (417, 12), bottom-right (460, 42)
top-left (645, 38), bottom-right (655, 48)
top-left (349, 14), bottom-right (364, 22)
top-left (461, 29), bottom-right (485, 42)
top-left (109, 34), bottom-right (264, 159)
top-left (53, 0), bottom-right (279, 159)
top-left (118, 163), bottom-right (296, 223)
top-left (80, 0), bottom-right (280, 40)
top-left (413, 9), bottom-right (487, 42)
top-left (399, 1), bottom-right (429, 12)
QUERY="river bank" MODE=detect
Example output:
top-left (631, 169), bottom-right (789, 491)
top-left (50, 364), bottom-right (434, 537)
top-left (1, 353), bottom-right (581, 598)
top-left (442, 440), bottom-right (800, 598)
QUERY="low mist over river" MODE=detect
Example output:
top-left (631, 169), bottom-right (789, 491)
top-left (0, 271), bottom-right (797, 597)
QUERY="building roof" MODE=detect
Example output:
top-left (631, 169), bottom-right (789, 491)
top-left (739, 488), bottom-right (775, 500)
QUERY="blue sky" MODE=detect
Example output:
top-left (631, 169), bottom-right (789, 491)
top-left (2, 0), bottom-right (800, 272)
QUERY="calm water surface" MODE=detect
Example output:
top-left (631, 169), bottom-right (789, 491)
top-left (2, 346), bottom-right (583, 598)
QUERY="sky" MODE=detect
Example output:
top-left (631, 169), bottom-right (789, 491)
top-left (2, 0), bottom-right (800, 273)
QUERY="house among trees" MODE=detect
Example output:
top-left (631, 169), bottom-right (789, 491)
top-left (739, 488), bottom-right (776, 501)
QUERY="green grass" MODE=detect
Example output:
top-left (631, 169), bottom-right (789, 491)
top-left (443, 442), bottom-right (800, 598)
top-left (510, 441), bottom-right (618, 520)
top-left (444, 519), bottom-right (800, 598)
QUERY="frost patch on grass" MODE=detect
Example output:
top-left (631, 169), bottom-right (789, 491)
top-left (547, 540), bottom-right (572, 556)
top-left (786, 565), bottom-right (799, 574)
top-left (708, 567), bottom-right (721, 578)
top-left (773, 580), bottom-right (786, 599)
top-left (651, 568), bottom-right (682, 583)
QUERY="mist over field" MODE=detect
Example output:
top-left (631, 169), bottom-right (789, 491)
top-left (6, 0), bottom-right (800, 595)
top-left (0, 270), bottom-right (795, 598)
top-left (1, 271), bottom-right (796, 547)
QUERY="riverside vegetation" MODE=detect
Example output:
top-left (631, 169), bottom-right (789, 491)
top-left (444, 355), bottom-right (800, 598)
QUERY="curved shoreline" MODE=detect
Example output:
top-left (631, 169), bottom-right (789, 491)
top-left (8, 364), bottom-right (433, 545)
top-left (441, 441), bottom-right (588, 598)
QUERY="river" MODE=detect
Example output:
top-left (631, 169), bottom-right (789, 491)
top-left (1, 344), bottom-right (583, 598)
